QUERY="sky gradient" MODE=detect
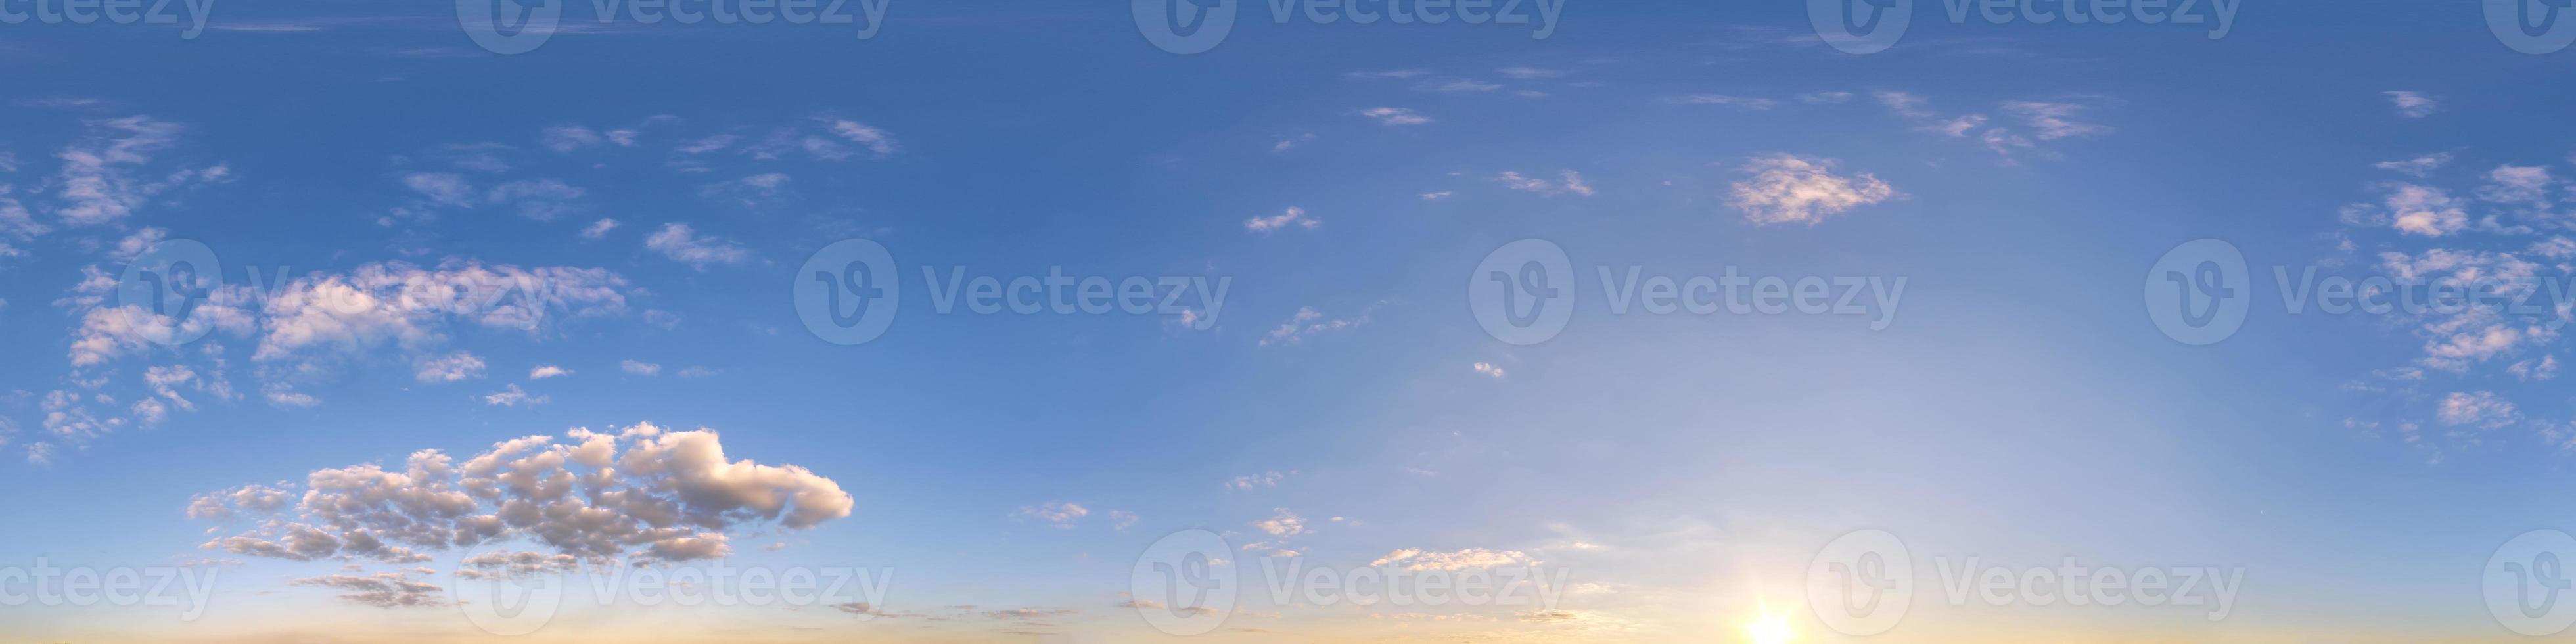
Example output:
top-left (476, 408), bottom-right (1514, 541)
top-left (2, 0), bottom-right (2574, 641)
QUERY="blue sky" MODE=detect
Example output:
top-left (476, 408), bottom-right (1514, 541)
top-left (3, 0), bottom-right (2576, 641)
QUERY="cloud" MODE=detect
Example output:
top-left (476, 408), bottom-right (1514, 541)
top-left (292, 570), bottom-right (444, 608)
top-left (1243, 206), bottom-right (1319, 233)
top-left (413, 352), bottom-right (487, 383)
top-left (1358, 107), bottom-right (1431, 126)
top-left (1272, 133), bottom-right (1316, 152)
top-left (2438, 391), bottom-right (2518, 428)
top-left (1369, 547), bottom-right (1537, 570)
top-left (195, 424), bottom-right (854, 567)
top-left (645, 223), bottom-right (751, 269)
top-left (1253, 508), bottom-right (1305, 536)
top-left (1017, 501), bottom-right (1088, 528)
top-left (1258, 306), bottom-right (1370, 346)
top-left (1420, 191), bottom-right (1452, 200)
top-left (1495, 66), bottom-right (1563, 80)
top-left (55, 116), bottom-right (226, 226)
top-left (1726, 154), bottom-right (1898, 225)
top-left (1494, 170), bottom-right (1594, 196)
top-left (1664, 94), bottom-right (1778, 110)
top-left (621, 359), bottom-right (662, 376)
top-left (2385, 91), bottom-right (2440, 118)
top-left (528, 365), bottom-right (572, 379)
top-left (50, 260), bottom-right (631, 444)
top-left (2371, 183), bottom-right (2469, 237)
top-left (1798, 91), bottom-right (1854, 104)
top-left (1473, 362), bottom-right (1506, 377)
top-left (2000, 101), bottom-right (2110, 139)
top-left (2511, 356), bottom-right (2560, 382)
top-left (482, 384), bottom-right (547, 407)
top-left (186, 483), bottom-right (294, 520)
top-left (580, 218), bottom-right (620, 239)
top-left (2476, 164), bottom-right (2554, 208)
top-left (2373, 153), bottom-right (2453, 178)
top-left (1227, 471), bottom-right (1289, 491)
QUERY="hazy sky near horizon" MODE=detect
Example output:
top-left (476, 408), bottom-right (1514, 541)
top-left (3, 0), bottom-right (2576, 641)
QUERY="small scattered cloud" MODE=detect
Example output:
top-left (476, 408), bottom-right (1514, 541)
top-left (1358, 107), bottom-right (1431, 126)
top-left (1726, 154), bottom-right (1897, 225)
top-left (2385, 91), bottom-right (2440, 118)
top-left (1244, 206), bottom-right (1319, 233)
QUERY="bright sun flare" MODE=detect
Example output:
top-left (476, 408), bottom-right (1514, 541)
top-left (1745, 612), bottom-right (1795, 644)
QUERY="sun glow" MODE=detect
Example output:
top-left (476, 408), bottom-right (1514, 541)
top-left (1745, 610), bottom-right (1795, 644)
